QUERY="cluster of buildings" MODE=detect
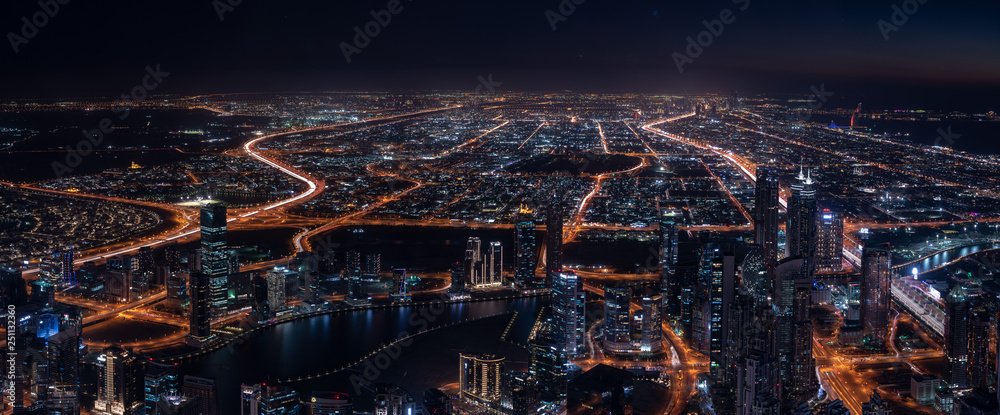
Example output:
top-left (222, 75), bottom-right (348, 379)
top-left (649, 164), bottom-right (890, 413)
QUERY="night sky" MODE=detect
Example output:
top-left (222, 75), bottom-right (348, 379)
top-left (1, 0), bottom-right (998, 107)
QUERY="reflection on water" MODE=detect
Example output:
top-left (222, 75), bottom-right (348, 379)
top-left (180, 297), bottom-right (546, 408)
top-left (913, 243), bottom-right (1000, 273)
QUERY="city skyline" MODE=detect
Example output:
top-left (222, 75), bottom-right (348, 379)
top-left (2, 1), bottom-right (1000, 414)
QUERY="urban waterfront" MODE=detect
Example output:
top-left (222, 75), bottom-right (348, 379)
top-left (3, 1), bottom-right (1000, 414)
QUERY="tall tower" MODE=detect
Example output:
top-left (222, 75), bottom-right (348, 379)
top-left (705, 245), bottom-right (736, 381)
top-left (487, 242), bottom-right (503, 286)
top-left (786, 168), bottom-right (818, 276)
top-left (552, 271), bottom-right (585, 358)
top-left (861, 247), bottom-right (892, 347)
top-left (95, 346), bottom-right (144, 415)
top-left (266, 269), bottom-right (287, 313)
top-left (188, 272), bottom-right (213, 340)
top-left (545, 204), bottom-right (564, 287)
top-left (603, 285), bottom-right (633, 355)
top-left (514, 206), bottom-right (538, 289)
top-left (46, 327), bottom-right (81, 414)
top-left (200, 202), bottom-right (229, 315)
top-left (772, 257), bottom-right (807, 402)
top-left (967, 307), bottom-right (990, 389)
top-left (753, 166), bottom-right (780, 272)
top-left (529, 314), bottom-right (568, 405)
top-left (640, 290), bottom-right (664, 355)
top-left (659, 214), bottom-right (680, 319)
top-left (465, 237), bottom-right (482, 286)
top-left (816, 209), bottom-right (844, 272)
top-left (945, 287), bottom-right (969, 388)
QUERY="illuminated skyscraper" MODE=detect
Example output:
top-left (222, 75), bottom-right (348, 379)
top-left (788, 275), bottom-right (816, 401)
top-left (786, 168), bottom-right (817, 276)
top-left (945, 287), bottom-right (969, 388)
top-left (95, 346), bottom-right (144, 415)
top-left (295, 252), bottom-right (319, 303)
top-left (966, 307), bottom-right (990, 389)
top-left (45, 327), bottom-right (81, 415)
top-left (753, 166), bottom-right (780, 272)
top-left (552, 271), bottom-right (585, 358)
top-left (42, 250), bottom-right (76, 285)
top-left (266, 269), bottom-right (287, 313)
top-left (459, 354), bottom-right (504, 410)
top-left (487, 242), bottom-right (503, 286)
top-left (37, 254), bottom-right (62, 304)
top-left (603, 285), bottom-right (633, 355)
top-left (529, 314), bottom-right (568, 404)
top-left (772, 257), bottom-right (808, 402)
top-left (703, 245), bottom-right (735, 380)
top-left (144, 362), bottom-right (178, 415)
top-left (816, 209), bottom-right (843, 272)
top-left (500, 371), bottom-right (539, 415)
top-left (514, 206), bottom-right (538, 289)
top-left (741, 248), bottom-right (767, 308)
top-left (658, 215), bottom-right (680, 318)
top-left (861, 247), bottom-right (892, 347)
top-left (465, 237), bottom-right (483, 286)
top-left (640, 290), bottom-right (664, 355)
top-left (545, 204), bottom-right (563, 286)
top-left (200, 202), bottom-right (229, 315)
top-left (188, 272), bottom-right (213, 341)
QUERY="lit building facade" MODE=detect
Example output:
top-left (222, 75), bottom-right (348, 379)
top-left (861, 247), bottom-right (892, 347)
top-left (514, 207), bottom-right (538, 289)
top-left (200, 202), bottom-right (229, 316)
top-left (459, 354), bottom-right (504, 410)
top-left (815, 209), bottom-right (843, 272)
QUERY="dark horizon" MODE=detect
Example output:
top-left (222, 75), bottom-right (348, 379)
top-left (1, 0), bottom-right (998, 109)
